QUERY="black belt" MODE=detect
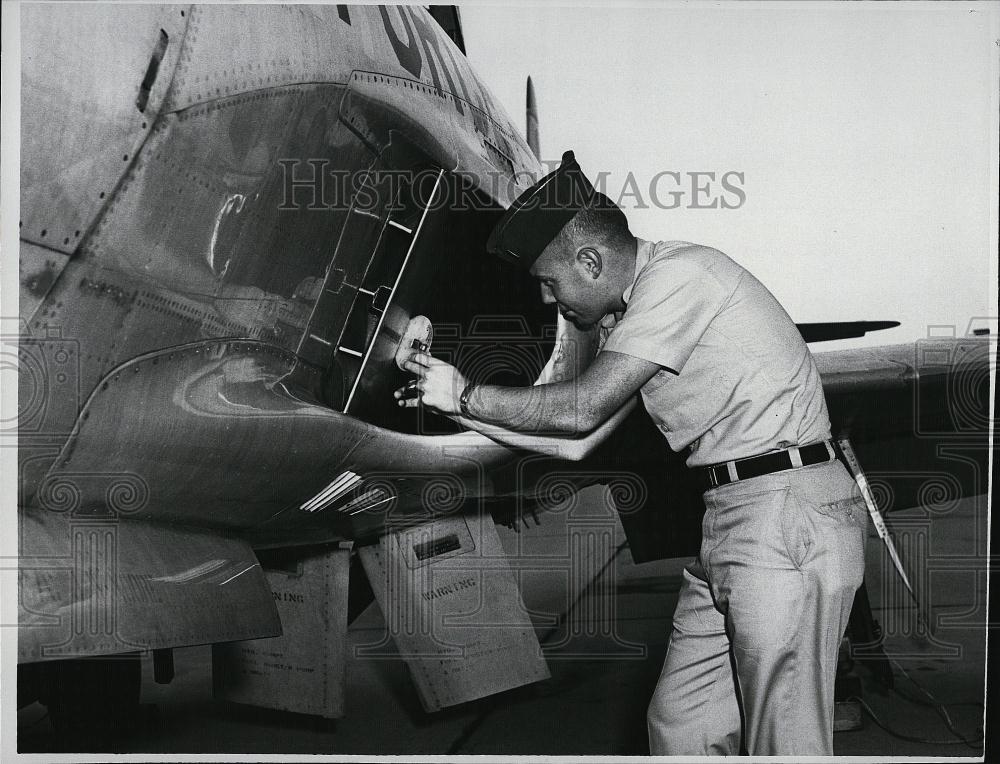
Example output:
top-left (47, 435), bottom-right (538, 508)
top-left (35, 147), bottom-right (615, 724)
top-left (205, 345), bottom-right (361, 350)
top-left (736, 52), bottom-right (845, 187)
top-left (698, 441), bottom-right (837, 491)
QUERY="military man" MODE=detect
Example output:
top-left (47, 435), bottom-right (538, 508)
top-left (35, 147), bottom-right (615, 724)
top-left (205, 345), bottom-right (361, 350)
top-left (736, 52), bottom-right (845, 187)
top-left (395, 151), bottom-right (866, 755)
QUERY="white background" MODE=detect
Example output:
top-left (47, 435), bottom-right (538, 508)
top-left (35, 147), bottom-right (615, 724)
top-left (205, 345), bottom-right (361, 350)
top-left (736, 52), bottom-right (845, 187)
top-left (463, 2), bottom-right (1000, 348)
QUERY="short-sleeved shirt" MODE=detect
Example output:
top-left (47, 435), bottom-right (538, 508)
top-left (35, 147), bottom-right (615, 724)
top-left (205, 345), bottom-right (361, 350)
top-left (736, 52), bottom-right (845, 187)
top-left (599, 239), bottom-right (831, 467)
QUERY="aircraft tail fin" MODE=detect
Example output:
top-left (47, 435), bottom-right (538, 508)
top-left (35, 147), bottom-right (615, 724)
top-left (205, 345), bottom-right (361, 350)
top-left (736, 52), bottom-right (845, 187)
top-left (526, 76), bottom-right (540, 160)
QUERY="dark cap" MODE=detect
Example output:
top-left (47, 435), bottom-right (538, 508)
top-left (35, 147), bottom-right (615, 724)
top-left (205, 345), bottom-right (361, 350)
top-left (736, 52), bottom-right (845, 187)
top-left (487, 150), bottom-right (602, 269)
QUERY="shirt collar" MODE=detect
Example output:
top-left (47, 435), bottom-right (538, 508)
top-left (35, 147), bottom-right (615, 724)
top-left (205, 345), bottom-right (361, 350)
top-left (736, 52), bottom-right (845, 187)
top-left (599, 238), bottom-right (651, 329)
top-left (622, 238), bottom-right (652, 304)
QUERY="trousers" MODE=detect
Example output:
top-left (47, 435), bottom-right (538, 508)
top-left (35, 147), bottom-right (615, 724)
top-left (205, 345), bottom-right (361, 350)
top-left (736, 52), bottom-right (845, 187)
top-left (647, 459), bottom-right (867, 755)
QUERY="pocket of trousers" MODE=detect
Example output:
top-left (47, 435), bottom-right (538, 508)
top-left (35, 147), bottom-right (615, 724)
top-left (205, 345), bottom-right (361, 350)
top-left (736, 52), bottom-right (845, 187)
top-left (796, 493), bottom-right (867, 592)
top-left (703, 486), bottom-right (804, 577)
top-left (815, 496), bottom-right (868, 526)
top-left (779, 487), bottom-right (813, 570)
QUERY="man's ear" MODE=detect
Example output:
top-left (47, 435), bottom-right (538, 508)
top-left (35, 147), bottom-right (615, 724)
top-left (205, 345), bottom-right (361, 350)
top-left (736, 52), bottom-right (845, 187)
top-left (576, 247), bottom-right (603, 279)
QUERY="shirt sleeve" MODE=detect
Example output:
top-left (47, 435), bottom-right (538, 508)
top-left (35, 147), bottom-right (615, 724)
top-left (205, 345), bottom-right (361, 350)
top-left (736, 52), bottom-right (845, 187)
top-left (600, 256), bottom-right (729, 373)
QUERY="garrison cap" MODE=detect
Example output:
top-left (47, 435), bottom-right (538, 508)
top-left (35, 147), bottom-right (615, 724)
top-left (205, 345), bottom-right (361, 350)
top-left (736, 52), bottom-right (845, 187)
top-left (487, 150), bottom-right (604, 268)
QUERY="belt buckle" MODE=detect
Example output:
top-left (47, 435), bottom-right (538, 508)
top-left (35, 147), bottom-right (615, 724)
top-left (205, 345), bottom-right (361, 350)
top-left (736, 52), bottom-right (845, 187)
top-left (707, 467), bottom-right (719, 489)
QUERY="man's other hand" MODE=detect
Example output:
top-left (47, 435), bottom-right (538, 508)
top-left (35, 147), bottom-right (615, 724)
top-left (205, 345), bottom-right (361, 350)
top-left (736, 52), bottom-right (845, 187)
top-left (394, 351), bottom-right (468, 414)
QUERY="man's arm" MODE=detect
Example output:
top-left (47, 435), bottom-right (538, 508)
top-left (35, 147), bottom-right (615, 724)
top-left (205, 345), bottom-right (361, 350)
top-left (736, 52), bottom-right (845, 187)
top-left (446, 398), bottom-right (638, 461)
top-left (467, 350), bottom-right (658, 432)
top-left (534, 314), bottom-right (601, 386)
top-left (398, 349), bottom-right (661, 435)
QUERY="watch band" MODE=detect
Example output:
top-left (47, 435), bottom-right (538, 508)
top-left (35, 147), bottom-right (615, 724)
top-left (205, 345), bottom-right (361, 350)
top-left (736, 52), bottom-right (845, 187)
top-left (459, 382), bottom-right (477, 418)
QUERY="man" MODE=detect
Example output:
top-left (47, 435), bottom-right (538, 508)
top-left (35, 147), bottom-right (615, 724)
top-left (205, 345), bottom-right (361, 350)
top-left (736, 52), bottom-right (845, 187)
top-left (395, 151), bottom-right (867, 755)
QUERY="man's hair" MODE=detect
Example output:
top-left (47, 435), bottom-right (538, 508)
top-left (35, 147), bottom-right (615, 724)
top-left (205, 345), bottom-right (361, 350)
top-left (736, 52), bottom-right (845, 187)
top-left (557, 192), bottom-right (632, 253)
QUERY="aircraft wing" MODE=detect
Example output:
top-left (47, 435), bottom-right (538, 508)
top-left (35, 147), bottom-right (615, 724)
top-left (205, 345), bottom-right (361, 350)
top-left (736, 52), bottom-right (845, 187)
top-left (19, 507), bottom-right (281, 663)
top-left (590, 335), bottom-right (994, 563)
top-left (818, 337), bottom-right (992, 511)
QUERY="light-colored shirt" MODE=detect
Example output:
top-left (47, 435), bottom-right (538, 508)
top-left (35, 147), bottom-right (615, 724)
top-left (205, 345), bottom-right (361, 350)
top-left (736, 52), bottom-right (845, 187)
top-left (599, 239), bottom-right (831, 467)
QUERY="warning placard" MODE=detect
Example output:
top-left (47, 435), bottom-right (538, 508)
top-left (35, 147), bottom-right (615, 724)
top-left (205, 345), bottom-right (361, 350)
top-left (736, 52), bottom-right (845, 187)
top-left (358, 514), bottom-right (549, 711)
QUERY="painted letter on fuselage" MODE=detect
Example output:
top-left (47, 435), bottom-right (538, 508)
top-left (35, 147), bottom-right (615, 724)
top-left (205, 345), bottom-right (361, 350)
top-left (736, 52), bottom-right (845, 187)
top-left (402, 7), bottom-right (465, 116)
top-left (379, 6), bottom-right (421, 78)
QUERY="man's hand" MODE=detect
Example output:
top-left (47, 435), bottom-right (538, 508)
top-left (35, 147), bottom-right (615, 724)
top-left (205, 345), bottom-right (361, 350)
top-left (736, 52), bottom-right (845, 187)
top-left (394, 351), bottom-right (468, 414)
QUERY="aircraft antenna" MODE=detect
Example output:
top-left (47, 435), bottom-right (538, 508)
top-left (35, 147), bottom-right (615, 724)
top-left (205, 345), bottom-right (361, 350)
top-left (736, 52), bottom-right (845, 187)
top-left (526, 76), bottom-right (540, 160)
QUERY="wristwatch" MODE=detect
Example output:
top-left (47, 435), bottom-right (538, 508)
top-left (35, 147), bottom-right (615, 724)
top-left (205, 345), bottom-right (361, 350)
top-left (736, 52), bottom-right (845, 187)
top-left (459, 382), bottom-right (477, 418)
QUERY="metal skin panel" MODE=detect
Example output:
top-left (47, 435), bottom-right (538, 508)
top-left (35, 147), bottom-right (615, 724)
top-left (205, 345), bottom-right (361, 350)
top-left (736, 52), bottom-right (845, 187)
top-left (20, 4), bottom-right (189, 253)
top-left (23, 4), bottom-right (538, 447)
top-left (31, 339), bottom-right (541, 538)
top-left (19, 241), bottom-right (71, 325)
top-left (161, 4), bottom-right (367, 112)
top-left (21, 87), bottom-right (377, 494)
top-left (341, 68), bottom-right (533, 209)
top-left (164, 5), bottom-right (535, 203)
top-left (162, 6), bottom-right (527, 152)
top-left (80, 86), bottom-right (370, 344)
top-left (19, 507), bottom-right (281, 663)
